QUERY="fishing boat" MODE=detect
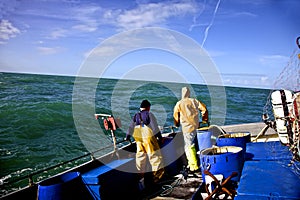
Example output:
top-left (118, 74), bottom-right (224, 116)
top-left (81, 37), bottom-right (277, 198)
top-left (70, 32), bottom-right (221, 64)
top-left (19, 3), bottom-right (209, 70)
top-left (1, 100), bottom-right (299, 200)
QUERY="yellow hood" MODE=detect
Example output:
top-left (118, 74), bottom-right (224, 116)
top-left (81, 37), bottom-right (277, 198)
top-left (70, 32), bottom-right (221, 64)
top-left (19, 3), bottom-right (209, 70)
top-left (182, 87), bottom-right (190, 99)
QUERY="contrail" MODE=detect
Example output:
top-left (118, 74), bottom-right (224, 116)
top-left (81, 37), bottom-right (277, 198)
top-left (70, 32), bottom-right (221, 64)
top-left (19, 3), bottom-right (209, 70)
top-left (201, 0), bottom-right (221, 47)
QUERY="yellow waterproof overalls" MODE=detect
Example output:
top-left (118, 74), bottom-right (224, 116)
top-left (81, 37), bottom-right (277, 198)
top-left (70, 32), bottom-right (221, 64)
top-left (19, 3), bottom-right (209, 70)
top-left (132, 113), bottom-right (164, 183)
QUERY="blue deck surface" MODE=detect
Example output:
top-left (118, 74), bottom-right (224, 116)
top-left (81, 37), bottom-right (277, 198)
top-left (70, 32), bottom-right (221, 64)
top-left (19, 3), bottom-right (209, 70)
top-left (236, 160), bottom-right (300, 199)
top-left (81, 158), bottom-right (138, 200)
top-left (82, 158), bottom-right (134, 184)
top-left (245, 141), bottom-right (292, 161)
top-left (236, 141), bottom-right (300, 200)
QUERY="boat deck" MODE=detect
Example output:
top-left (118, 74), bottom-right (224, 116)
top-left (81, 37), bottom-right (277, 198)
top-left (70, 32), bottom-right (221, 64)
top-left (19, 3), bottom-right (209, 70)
top-left (149, 174), bottom-right (202, 200)
top-left (149, 122), bottom-right (284, 200)
top-left (3, 122), bottom-right (297, 200)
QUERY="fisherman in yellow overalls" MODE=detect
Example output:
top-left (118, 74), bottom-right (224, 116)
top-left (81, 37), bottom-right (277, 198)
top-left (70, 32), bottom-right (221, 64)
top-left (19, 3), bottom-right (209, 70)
top-left (126, 100), bottom-right (165, 186)
top-left (173, 87), bottom-right (209, 172)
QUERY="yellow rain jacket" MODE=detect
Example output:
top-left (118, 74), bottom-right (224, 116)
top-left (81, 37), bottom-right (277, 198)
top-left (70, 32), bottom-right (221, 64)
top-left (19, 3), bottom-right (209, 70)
top-left (173, 87), bottom-right (208, 133)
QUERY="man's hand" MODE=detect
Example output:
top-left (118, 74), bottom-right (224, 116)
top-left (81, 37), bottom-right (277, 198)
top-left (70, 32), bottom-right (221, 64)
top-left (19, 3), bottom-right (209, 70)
top-left (199, 120), bottom-right (210, 128)
top-left (124, 135), bottom-right (131, 141)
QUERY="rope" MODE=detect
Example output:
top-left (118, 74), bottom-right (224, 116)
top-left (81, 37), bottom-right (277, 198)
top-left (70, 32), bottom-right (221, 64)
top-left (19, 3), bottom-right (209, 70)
top-left (261, 47), bottom-right (300, 160)
top-left (251, 124), bottom-right (270, 142)
top-left (273, 49), bottom-right (299, 91)
top-left (159, 175), bottom-right (185, 197)
top-left (292, 160), bottom-right (300, 176)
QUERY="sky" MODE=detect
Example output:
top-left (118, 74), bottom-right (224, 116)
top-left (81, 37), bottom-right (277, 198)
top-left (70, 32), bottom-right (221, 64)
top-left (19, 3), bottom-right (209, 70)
top-left (0, 0), bottom-right (299, 89)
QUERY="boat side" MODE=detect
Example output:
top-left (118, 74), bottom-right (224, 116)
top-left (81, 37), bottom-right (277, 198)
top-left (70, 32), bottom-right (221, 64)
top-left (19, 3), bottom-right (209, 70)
top-left (1, 122), bottom-right (288, 200)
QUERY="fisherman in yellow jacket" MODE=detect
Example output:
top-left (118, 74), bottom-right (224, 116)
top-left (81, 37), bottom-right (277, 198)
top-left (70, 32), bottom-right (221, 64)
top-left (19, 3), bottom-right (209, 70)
top-left (173, 87), bottom-right (209, 172)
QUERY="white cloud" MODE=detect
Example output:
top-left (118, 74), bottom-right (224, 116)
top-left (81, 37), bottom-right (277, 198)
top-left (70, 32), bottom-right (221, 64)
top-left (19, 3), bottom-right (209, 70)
top-left (37, 46), bottom-right (63, 55)
top-left (16, 1), bottom-right (202, 39)
top-left (72, 24), bottom-right (97, 32)
top-left (222, 73), bottom-right (272, 88)
top-left (71, 5), bottom-right (101, 33)
top-left (261, 76), bottom-right (269, 82)
top-left (225, 11), bottom-right (257, 19)
top-left (259, 55), bottom-right (289, 65)
top-left (48, 28), bottom-right (68, 39)
top-left (115, 1), bottom-right (198, 30)
top-left (0, 19), bottom-right (20, 43)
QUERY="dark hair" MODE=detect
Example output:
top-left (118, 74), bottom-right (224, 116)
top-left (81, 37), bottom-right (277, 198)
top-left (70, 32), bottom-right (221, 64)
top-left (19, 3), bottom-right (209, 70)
top-left (140, 99), bottom-right (151, 108)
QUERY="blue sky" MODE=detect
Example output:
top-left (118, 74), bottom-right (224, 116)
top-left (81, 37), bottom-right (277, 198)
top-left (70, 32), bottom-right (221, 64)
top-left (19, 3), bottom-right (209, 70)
top-left (0, 0), bottom-right (299, 89)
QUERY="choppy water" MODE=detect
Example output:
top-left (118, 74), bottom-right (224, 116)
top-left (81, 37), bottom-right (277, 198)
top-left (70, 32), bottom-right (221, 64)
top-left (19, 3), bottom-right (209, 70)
top-left (0, 72), bottom-right (271, 195)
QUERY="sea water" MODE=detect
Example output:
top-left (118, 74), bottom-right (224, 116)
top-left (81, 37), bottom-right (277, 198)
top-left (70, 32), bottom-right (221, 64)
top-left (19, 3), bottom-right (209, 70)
top-left (0, 72), bottom-right (271, 195)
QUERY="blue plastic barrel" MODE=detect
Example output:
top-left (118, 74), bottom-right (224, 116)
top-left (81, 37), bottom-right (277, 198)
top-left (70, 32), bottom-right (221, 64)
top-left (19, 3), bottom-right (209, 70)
top-left (200, 146), bottom-right (244, 183)
top-left (216, 132), bottom-right (250, 157)
top-left (38, 172), bottom-right (82, 200)
top-left (197, 130), bottom-right (212, 152)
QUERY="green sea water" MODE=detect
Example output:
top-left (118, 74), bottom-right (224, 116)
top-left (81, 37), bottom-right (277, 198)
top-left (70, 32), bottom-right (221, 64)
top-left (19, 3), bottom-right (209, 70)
top-left (0, 72), bottom-right (271, 195)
